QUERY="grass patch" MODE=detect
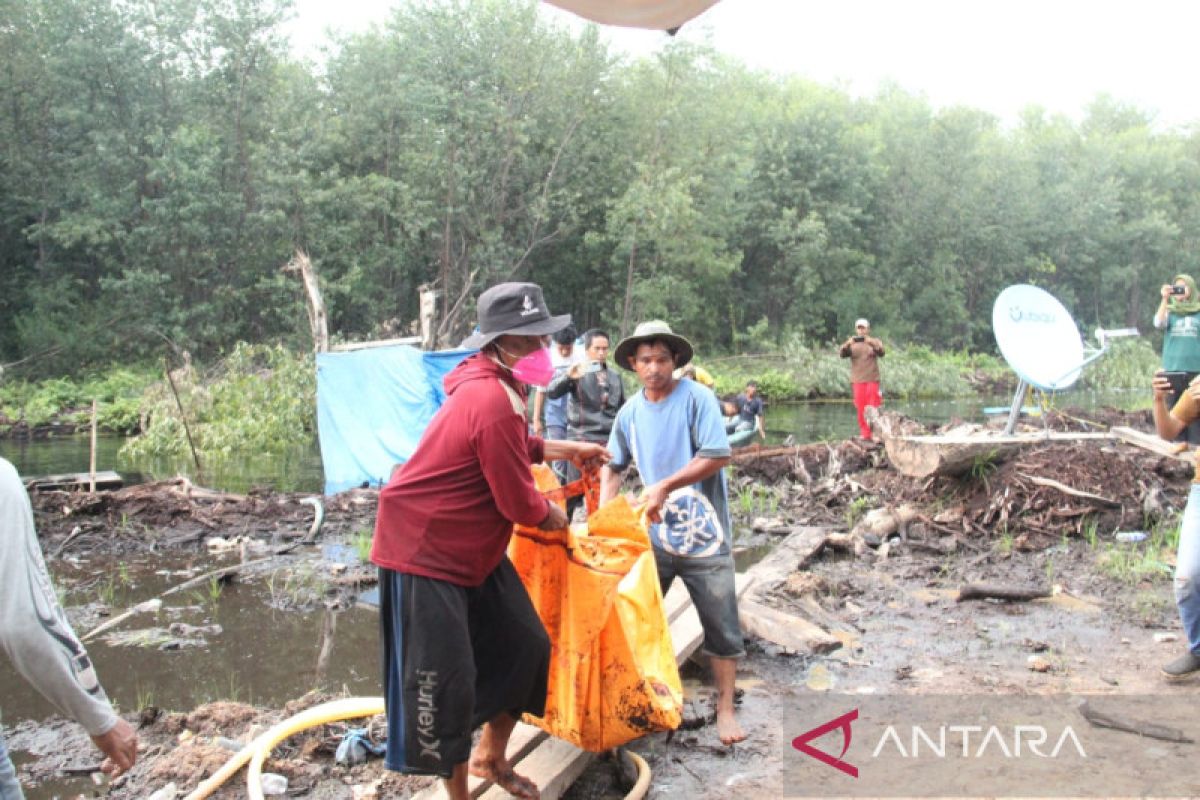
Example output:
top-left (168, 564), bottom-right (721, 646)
top-left (351, 529), bottom-right (374, 563)
top-left (844, 495), bottom-right (872, 529)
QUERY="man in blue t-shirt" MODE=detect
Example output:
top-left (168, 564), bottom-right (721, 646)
top-left (732, 380), bottom-right (765, 441)
top-left (599, 320), bottom-right (747, 746)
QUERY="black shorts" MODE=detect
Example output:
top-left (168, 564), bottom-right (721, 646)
top-left (379, 557), bottom-right (550, 777)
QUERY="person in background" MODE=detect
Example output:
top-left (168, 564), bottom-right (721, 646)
top-left (839, 318), bottom-right (885, 440)
top-left (600, 320), bottom-right (746, 746)
top-left (0, 458), bottom-right (138, 798)
top-left (675, 362), bottom-right (716, 390)
top-left (1154, 275), bottom-right (1200, 445)
top-left (372, 283), bottom-right (609, 800)
top-left (532, 326), bottom-right (580, 482)
top-left (1151, 369), bottom-right (1200, 679)
top-left (732, 380), bottom-right (766, 442)
top-left (546, 328), bottom-right (625, 516)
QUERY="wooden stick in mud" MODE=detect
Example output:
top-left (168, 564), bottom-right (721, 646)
top-left (1078, 699), bottom-right (1195, 743)
top-left (163, 358), bottom-right (202, 473)
top-left (82, 555), bottom-right (277, 642)
top-left (1017, 473), bottom-right (1120, 507)
top-left (956, 583), bottom-right (1052, 602)
top-left (89, 399), bottom-right (97, 493)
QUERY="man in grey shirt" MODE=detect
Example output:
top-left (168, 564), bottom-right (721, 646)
top-left (0, 457), bottom-right (137, 797)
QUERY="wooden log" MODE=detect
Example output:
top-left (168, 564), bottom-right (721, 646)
top-left (881, 433), bottom-right (1110, 480)
top-left (739, 598), bottom-right (841, 655)
top-left (956, 583), bottom-right (1052, 603)
top-left (1111, 426), bottom-right (1192, 462)
top-left (730, 445), bottom-right (802, 462)
top-left (1078, 699), bottom-right (1194, 743)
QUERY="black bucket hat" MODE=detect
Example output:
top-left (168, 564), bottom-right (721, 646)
top-left (460, 282), bottom-right (572, 349)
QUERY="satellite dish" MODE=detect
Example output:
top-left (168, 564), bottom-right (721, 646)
top-left (992, 285), bottom-right (1084, 391)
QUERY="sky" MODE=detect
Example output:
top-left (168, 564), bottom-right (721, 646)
top-left (284, 0), bottom-right (1200, 131)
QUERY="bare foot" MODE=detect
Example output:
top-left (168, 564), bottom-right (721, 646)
top-left (468, 756), bottom-right (540, 800)
top-left (716, 709), bottom-right (746, 745)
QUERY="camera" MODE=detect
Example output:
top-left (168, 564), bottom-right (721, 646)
top-left (1172, 285), bottom-right (1188, 295)
top-left (1165, 371), bottom-right (1193, 395)
top-left (584, 361), bottom-right (603, 374)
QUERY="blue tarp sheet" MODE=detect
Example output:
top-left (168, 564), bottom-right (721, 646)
top-left (316, 345), bottom-right (471, 495)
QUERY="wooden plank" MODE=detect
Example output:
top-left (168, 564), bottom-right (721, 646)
top-left (413, 724), bottom-right (547, 800)
top-left (1111, 426), bottom-right (1191, 462)
top-left (739, 598), bottom-right (841, 655)
top-left (476, 738), bottom-right (592, 800)
top-left (741, 526), bottom-right (830, 589)
top-left (24, 471), bottom-right (123, 491)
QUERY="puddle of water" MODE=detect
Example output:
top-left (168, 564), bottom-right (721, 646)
top-left (0, 555), bottom-right (382, 734)
top-left (733, 542), bottom-right (775, 572)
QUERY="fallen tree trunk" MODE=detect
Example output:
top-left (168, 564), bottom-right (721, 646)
top-left (956, 583), bottom-right (1052, 603)
top-left (868, 407), bottom-right (1111, 479)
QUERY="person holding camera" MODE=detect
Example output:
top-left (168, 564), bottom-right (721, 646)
top-left (1151, 369), bottom-right (1200, 679)
top-left (1154, 275), bottom-right (1200, 444)
top-left (839, 318), bottom-right (885, 440)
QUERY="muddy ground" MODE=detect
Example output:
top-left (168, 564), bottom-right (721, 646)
top-left (9, 406), bottom-right (1198, 798)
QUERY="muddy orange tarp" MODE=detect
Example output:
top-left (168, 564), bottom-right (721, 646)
top-left (508, 466), bottom-right (682, 751)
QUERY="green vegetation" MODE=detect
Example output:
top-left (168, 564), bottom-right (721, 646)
top-left (844, 496), bottom-right (872, 529)
top-left (351, 529), bottom-right (374, 564)
top-left (122, 344), bottom-right (315, 458)
top-left (0, 369), bottom-right (155, 433)
top-left (733, 483), bottom-right (779, 518)
top-left (1097, 516), bottom-right (1180, 585)
top-left (706, 336), bottom-right (1157, 403)
top-left (0, 0), bottom-right (1195, 386)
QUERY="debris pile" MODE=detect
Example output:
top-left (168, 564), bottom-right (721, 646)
top-left (732, 411), bottom-right (1190, 551)
top-left (29, 478), bottom-right (379, 555)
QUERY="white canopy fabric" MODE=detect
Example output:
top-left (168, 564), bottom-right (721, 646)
top-left (543, 0), bottom-right (720, 30)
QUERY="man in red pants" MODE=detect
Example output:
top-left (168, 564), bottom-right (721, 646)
top-left (839, 318), bottom-right (885, 440)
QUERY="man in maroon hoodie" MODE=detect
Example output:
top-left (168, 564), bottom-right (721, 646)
top-left (372, 282), bottom-right (609, 800)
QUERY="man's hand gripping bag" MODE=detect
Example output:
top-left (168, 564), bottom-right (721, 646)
top-left (508, 465), bottom-right (683, 751)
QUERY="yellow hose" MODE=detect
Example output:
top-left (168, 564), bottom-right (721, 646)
top-left (622, 750), bottom-right (651, 800)
top-left (181, 696), bottom-right (385, 800)
top-left (181, 695), bottom-right (642, 800)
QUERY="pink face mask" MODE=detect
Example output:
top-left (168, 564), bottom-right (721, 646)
top-left (510, 346), bottom-right (555, 387)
